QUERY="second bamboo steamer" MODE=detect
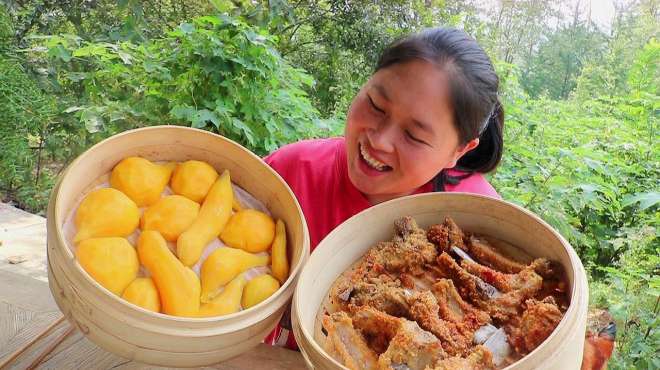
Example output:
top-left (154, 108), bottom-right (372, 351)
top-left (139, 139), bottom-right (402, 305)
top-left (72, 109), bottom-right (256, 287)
top-left (292, 192), bottom-right (589, 370)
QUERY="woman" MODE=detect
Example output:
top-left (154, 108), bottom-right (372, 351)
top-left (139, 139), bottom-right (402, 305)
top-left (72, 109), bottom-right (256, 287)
top-left (264, 27), bottom-right (503, 348)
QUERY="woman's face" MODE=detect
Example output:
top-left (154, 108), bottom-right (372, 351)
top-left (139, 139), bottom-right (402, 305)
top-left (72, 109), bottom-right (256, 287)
top-left (345, 60), bottom-right (478, 204)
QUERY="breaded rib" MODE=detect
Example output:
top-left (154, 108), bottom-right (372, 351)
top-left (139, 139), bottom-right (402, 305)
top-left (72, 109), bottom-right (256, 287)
top-left (322, 311), bottom-right (379, 370)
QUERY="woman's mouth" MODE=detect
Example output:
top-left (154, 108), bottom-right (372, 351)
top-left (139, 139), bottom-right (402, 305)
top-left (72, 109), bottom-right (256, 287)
top-left (358, 143), bottom-right (392, 173)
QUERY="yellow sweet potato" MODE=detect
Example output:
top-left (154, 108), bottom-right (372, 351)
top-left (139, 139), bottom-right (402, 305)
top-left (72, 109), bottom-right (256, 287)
top-left (138, 231), bottom-right (200, 317)
top-left (177, 170), bottom-right (233, 266)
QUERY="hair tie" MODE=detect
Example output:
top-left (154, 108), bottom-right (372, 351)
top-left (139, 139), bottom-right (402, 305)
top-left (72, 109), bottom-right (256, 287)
top-left (479, 101), bottom-right (499, 135)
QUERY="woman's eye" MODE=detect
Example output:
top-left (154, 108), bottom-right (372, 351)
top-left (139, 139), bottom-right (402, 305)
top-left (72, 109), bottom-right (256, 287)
top-left (367, 95), bottom-right (385, 114)
top-left (406, 130), bottom-right (427, 145)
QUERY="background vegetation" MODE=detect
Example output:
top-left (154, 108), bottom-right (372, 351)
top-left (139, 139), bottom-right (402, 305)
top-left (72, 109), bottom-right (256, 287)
top-left (0, 0), bottom-right (657, 367)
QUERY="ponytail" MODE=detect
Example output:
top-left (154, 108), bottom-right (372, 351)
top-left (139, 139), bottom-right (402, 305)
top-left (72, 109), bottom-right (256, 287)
top-left (433, 101), bottom-right (504, 192)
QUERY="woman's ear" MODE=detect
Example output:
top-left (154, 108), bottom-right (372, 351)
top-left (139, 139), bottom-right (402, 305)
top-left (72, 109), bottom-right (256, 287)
top-left (447, 138), bottom-right (479, 168)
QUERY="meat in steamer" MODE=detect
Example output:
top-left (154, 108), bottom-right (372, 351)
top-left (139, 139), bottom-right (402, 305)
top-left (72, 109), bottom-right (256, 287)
top-left (321, 216), bottom-right (568, 369)
top-left (352, 306), bottom-right (449, 370)
top-left (371, 216), bottom-right (438, 276)
top-left (323, 311), bottom-right (380, 370)
top-left (506, 297), bottom-right (564, 355)
top-left (436, 252), bottom-right (543, 323)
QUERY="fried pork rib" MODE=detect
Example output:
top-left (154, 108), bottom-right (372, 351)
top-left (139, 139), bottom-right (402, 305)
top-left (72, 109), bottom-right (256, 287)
top-left (350, 306), bottom-right (446, 370)
top-left (460, 257), bottom-right (549, 293)
top-left (328, 217), bottom-right (438, 312)
top-left (428, 346), bottom-right (495, 370)
top-left (346, 276), bottom-right (491, 356)
top-left (427, 218), bottom-right (466, 253)
top-left (324, 305), bottom-right (495, 370)
top-left (399, 265), bottom-right (449, 291)
top-left (323, 217), bottom-right (567, 369)
top-left (323, 312), bottom-right (380, 370)
top-left (350, 278), bottom-right (410, 318)
top-left (407, 291), bottom-right (478, 356)
top-left (431, 279), bottom-right (492, 328)
top-left (464, 237), bottom-right (526, 274)
top-left (428, 220), bottom-right (529, 275)
top-left (373, 216), bottom-right (438, 275)
top-left (507, 297), bottom-right (563, 354)
top-left (437, 253), bottom-right (542, 322)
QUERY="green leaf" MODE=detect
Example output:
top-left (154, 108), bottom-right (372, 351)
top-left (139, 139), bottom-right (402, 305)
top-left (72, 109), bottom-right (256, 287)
top-left (194, 109), bottom-right (220, 129)
top-left (180, 23), bottom-right (195, 35)
top-left (143, 60), bottom-right (159, 73)
top-left (209, 0), bottom-right (235, 13)
top-left (196, 16), bottom-right (222, 26)
top-left (231, 118), bottom-right (254, 144)
top-left (73, 44), bottom-right (112, 58)
top-left (118, 51), bottom-right (132, 64)
top-left (48, 45), bottom-right (72, 62)
top-left (65, 72), bottom-right (87, 82)
top-left (170, 105), bottom-right (196, 121)
top-left (63, 106), bottom-right (84, 113)
top-left (80, 110), bottom-right (103, 133)
top-left (622, 192), bottom-right (660, 210)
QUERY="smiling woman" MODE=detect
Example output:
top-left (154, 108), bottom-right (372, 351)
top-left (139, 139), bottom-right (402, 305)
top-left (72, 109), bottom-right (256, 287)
top-left (345, 60), bottom-right (483, 204)
top-left (262, 27), bottom-right (503, 349)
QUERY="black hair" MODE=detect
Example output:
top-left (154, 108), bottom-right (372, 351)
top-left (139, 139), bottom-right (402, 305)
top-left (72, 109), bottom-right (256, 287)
top-left (375, 27), bottom-right (504, 190)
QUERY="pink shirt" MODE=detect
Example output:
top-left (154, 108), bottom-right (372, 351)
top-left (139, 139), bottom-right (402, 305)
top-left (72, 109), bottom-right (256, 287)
top-left (261, 137), bottom-right (499, 349)
top-left (264, 137), bottom-right (500, 251)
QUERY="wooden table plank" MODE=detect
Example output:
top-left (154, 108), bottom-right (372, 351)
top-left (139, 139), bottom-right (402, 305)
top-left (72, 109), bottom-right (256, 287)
top-left (0, 204), bottom-right (48, 282)
top-left (0, 308), bottom-right (59, 359)
top-left (0, 203), bottom-right (44, 231)
top-left (0, 269), bottom-right (306, 370)
top-left (0, 270), bottom-right (56, 313)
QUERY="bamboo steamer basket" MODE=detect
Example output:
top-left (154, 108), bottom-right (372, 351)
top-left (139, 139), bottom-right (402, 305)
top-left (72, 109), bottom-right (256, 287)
top-left (292, 192), bottom-right (588, 370)
top-left (46, 126), bottom-right (310, 367)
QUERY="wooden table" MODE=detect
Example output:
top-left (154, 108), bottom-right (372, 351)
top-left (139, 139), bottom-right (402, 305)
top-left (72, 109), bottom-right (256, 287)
top-left (0, 269), bottom-right (307, 370)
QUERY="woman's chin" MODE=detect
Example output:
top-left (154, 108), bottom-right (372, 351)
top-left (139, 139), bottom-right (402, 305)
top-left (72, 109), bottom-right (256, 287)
top-left (349, 167), bottom-right (390, 197)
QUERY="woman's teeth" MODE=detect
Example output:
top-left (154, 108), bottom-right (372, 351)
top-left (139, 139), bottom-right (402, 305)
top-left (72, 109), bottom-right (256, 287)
top-left (360, 144), bottom-right (391, 171)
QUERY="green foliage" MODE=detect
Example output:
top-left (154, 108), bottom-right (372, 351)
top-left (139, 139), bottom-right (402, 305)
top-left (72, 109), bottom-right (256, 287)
top-left (244, 0), bottom-right (468, 115)
top-left (493, 92), bottom-right (658, 267)
top-left (480, 0), bottom-right (559, 66)
top-left (492, 35), bottom-right (659, 368)
top-left (521, 24), bottom-right (607, 98)
top-left (34, 14), bottom-right (337, 155)
top-left (0, 50), bottom-right (56, 212)
top-left (494, 35), bottom-right (659, 266)
top-left (591, 241), bottom-right (659, 369)
top-left (0, 6), bottom-right (11, 46)
top-left (6, 0), bottom-right (216, 45)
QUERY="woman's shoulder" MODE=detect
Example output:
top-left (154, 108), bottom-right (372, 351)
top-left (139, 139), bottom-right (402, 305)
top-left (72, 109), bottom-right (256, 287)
top-left (444, 169), bottom-right (501, 199)
top-left (264, 137), bottom-right (344, 181)
top-left (264, 137), bottom-right (344, 164)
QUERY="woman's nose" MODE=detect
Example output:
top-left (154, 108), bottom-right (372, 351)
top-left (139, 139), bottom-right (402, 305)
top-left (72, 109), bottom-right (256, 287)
top-left (366, 122), bottom-right (396, 153)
